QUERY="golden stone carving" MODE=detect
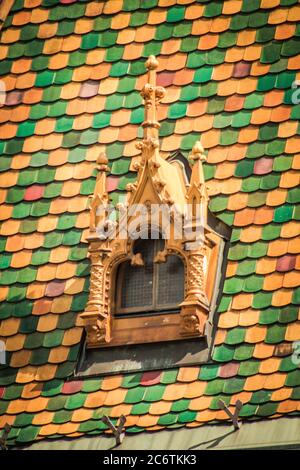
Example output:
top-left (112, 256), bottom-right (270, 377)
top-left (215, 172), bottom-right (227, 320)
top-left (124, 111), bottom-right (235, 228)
top-left (80, 56), bottom-right (223, 348)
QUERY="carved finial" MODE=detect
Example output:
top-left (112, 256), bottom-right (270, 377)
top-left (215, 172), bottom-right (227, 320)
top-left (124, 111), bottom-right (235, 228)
top-left (89, 152), bottom-right (110, 232)
top-left (140, 55), bottom-right (166, 141)
top-left (189, 141), bottom-right (208, 194)
top-left (97, 152), bottom-right (109, 171)
top-left (190, 141), bottom-right (206, 162)
top-left (145, 55), bottom-right (159, 70)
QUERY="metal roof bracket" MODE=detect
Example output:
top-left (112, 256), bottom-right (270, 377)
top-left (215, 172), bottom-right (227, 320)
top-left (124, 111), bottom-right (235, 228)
top-left (218, 400), bottom-right (243, 431)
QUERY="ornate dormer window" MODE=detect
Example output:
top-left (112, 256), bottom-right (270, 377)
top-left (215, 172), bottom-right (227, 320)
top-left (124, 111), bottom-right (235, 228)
top-left (79, 56), bottom-right (229, 353)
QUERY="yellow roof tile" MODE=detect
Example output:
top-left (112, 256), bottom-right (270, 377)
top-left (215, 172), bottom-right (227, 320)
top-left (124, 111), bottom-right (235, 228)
top-left (16, 365), bottom-right (36, 384)
top-left (26, 282), bottom-right (46, 300)
top-left (75, 211), bottom-right (89, 229)
top-left (56, 262), bottom-right (77, 280)
top-left (116, 28), bottom-right (136, 44)
top-left (136, 414), bottom-right (158, 428)
top-left (74, 18), bottom-right (94, 35)
top-left (264, 373), bottom-right (286, 390)
top-left (177, 367), bottom-right (199, 383)
top-left (244, 374), bottom-right (266, 391)
top-left (269, 7), bottom-right (288, 24)
top-left (256, 257), bottom-right (277, 274)
top-left (48, 52), bottom-right (69, 70)
top-left (62, 327), bottom-right (82, 346)
top-left (280, 170), bottom-right (299, 188)
top-left (111, 12), bottom-right (130, 30)
top-left (32, 411), bottom-right (54, 426)
top-left (57, 422), bottom-right (79, 435)
top-left (272, 289), bottom-right (293, 307)
top-left (48, 347), bottom-right (70, 364)
top-left (73, 114), bottom-right (93, 131)
top-left (37, 314), bottom-right (58, 333)
top-left (43, 37), bottom-right (63, 55)
top-left (214, 328), bottom-right (228, 344)
top-left (259, 357), bottom-right (281, 374)
top-left (36, 264), bottom-right (57, 282)
top-left (283, 271), bottom-right (300, 288)
top-left (51, 296), bottom-right (72, 314)
top-left (253, 343), bottom-right (274, 359)
top-left (39, 424), bottom-right (60, 436)
top-left (237, 30), bottom-right (256, 47)
top-left (232, 293), bottom-right (252, 310)
top-left (7, 399), bottom-right (27, 414)
top-left (65, 278), bottom-right (85, 295)
top-left (266, 188), bottom-right (287, 207)
top-left (34, 364), bottom-right (57, 381)
top-left (149, 401), bottom-right (172, 415)
top-left (38, 22), bottom-right (58, 39)
top-left (11, 250), bottom-right (32, 268)
top-left (0, 317), bottom-right (20, 337)
top-left (225, 47), bottom-right (244, 63)
top-left (185, 4), bottom-right (203, 20)
top-left (85, 1), bottom-right (104, 17)
top-left (218, 312), bottom-right (239, 329)
top-left (263, 272), bottom-right (283, 291)
top-left (185, 381), bottom-right (206, 398)
top-left (5, 333), bottom-right (25, 352)
top-left (268, 239), bottom-right (289, 257)
top-left (84, 390), bottom-right (107, 408)
top-left (271, 388), bottom-right (292, 401)
top-left (102, 375), bottom-right (123, 391)
top-left (189, 396), bottom-right (211, 411)
top-left (10, 349), bottom-right (31, 368)
top-left (163, 383), bottom-right (187, 401)
top-left (239, 309), bottom-right (260, 327)
top-left (71, 409), bottom-right (94, 422)
top-left (104, 388), bottom-right (127, 406)
top-left (37, 215), bottom-right (58, 233)
top-left (245, 325), bottom-right (267, 344)
top-left (237, 77), bottom-right (257, 95)
top-left (277, 400), bottom-right (298, 414)
top-left (222, 0), bottom-right (242, 14)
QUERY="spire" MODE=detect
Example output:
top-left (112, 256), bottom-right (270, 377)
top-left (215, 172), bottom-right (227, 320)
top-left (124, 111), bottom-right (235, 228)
top-left (189, 141), bottom-right (207, 190)
top-left (89, 152), bottom-right (110, 232)
top-left (186, 140), bottom-right (209, 230)
top-left (140, 55), bottom-right (166, 140)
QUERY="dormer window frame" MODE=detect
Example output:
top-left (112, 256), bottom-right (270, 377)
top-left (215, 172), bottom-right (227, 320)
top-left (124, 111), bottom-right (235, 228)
top-left (79, 56), bottom-right (227, 350)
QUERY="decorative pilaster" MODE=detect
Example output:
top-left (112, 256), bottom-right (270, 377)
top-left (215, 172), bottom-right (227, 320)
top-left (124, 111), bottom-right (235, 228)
top-left (80, 246), bottom-right (111, 346)
top-left (80, 152), bottom-right (112, 347)
top-left (180, 141), bottom-right (210, 337)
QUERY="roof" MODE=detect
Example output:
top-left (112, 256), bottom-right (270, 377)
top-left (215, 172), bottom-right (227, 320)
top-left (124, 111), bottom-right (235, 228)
top-left (0, 0), bottom-right (300, 447)
top-left (21, 417), bottom-right (300, 450)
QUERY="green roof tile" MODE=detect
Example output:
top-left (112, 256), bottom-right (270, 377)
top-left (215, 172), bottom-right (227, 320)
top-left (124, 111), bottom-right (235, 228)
top-left (205, 378), bottom-right (224, 395)
top-left (225, 327), bottom-right (246, 345)
top-left (233, 344), bottom-right (255, 361)
top-left (166, 5), bottom-right (185, 23)
top-left (124, 387), bottom-right (146, 404)
top-left (273, 205), bottom-right (293, 222)
top-left (261, 43), bottom-right (282, 64)
top-left (213, 344), bottom-right (235, 362)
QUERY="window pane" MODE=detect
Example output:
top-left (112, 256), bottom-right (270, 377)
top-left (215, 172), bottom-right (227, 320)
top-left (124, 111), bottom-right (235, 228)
top-left (157, 255), bottom-right (184, 307)
top-left (119, 239), bottom-right (155, 309)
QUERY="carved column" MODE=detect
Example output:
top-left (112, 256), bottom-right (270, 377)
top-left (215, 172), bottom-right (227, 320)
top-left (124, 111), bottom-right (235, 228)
top-left (179, 246), bottom-right (209, 337)
top-left (80, 241), bottom-right (111, 347)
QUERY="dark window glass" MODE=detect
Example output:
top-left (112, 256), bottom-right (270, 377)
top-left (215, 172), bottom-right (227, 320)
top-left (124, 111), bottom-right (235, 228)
top-left (116, 238), bottom-right (184, 314)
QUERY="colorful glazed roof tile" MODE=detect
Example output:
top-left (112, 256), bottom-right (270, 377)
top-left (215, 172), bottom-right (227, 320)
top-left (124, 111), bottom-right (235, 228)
top-left (0, 0), bottom-right (300, 447)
